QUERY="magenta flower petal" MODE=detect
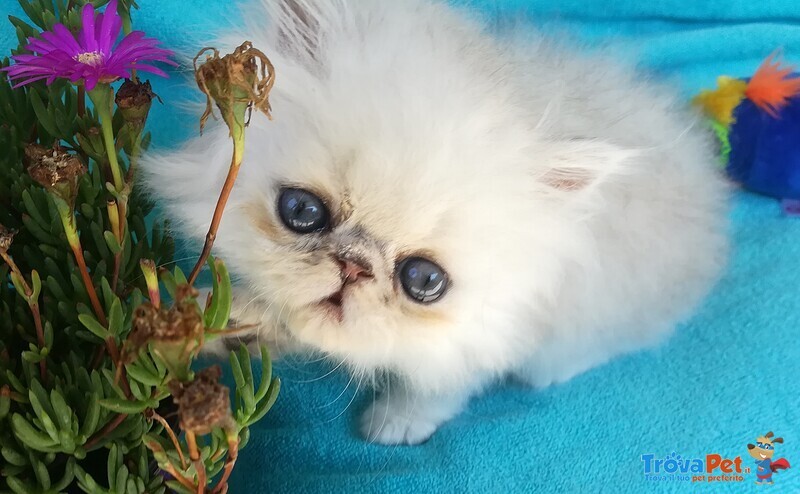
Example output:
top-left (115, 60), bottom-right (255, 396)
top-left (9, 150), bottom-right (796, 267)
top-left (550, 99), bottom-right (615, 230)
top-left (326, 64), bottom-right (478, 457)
top-left (108, 31), bottom-right (149, 58)
top-left (41, 31), bottom-right (77, 57)
top-left (84, 76), bottom-right (98, 91)
top-left (2, 1), bottom-right (175, 89)
top-left (51, 24), bottom-right (83, 55)
top-left (125, 64), bottom-right (168, 78)
top-left (97, 0), bottom-right (122, 54)
top-left (79, 3), bottom-right (97, 52)
top-left (10, 75), bottom-right (49, 88)
top-left (25, 38), bottom-right (57, 54)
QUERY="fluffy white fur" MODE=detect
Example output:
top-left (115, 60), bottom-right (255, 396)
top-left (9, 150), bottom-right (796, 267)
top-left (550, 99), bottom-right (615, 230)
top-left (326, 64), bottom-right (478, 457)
top-left (143, 0), bottom-right (728, 445)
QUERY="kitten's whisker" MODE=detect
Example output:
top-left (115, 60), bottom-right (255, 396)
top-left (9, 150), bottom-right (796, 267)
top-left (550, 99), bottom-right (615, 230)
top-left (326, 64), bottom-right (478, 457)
top-left (294, 358), bottom-right (345, 384)
top-left (268, 295), bottom-right (316, 373)
top-left (364, 385), bottom-right (377, 451)
top-left (324, 373), bottom-right (362, 424)
top-left (318, 370), bottom-right (354, 409)
top-left (296, 350), bottom-right (329, 365)
top-left (368, 377), bottom-right (392, 446)
top-left (366, 379), bottom-right (414, 486)
top-left (236, 293), bottom-right (262, 320)
top-left (253, 289), bottom-right (311, 375)
top-left (534, 99), bottom-right (556, 132)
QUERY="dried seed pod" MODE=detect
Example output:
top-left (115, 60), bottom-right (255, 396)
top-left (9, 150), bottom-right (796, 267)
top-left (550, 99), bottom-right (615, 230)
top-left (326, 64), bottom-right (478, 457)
top-left (168, 365), bottom-right (234, 435)
top-left (125, 290), bottom-right (204, 376)
top-left (193, 41), bottom-right (275, 134)
top-left (0, 224), bottom-right (16, 254)
top-left (115, 79), bottom-right (157, 132)
top-left (25, 143), bottom-right (86, 202)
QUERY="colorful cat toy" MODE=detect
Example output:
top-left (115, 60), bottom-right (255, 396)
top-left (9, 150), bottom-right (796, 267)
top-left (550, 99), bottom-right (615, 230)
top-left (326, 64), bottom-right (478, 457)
top-left (694, 54), bottom-right (800, 215)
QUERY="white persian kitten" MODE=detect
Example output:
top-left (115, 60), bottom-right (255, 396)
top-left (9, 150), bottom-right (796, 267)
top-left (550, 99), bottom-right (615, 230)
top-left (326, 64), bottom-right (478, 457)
top-left (144, 0), bottom-right (728, 445)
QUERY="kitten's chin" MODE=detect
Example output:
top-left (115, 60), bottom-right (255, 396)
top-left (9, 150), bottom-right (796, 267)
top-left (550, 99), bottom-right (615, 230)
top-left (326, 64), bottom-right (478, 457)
top-left (283, 291), bottom-right (386, 363)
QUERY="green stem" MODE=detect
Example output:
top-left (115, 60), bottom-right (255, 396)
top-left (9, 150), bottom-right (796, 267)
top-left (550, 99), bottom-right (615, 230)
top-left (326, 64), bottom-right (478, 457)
top-left (187, 116), bottom-right (246, 286)
top-left (88, 85), bottom-right (124, 192)
top-left (211, 430), bottom-right (240, 494)
top-left (54, 196), bottom-right (108, 326)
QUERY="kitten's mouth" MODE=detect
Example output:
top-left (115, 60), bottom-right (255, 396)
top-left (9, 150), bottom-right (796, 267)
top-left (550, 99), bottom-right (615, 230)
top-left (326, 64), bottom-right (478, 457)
top-left (318, 289), bottom-right (345, 323)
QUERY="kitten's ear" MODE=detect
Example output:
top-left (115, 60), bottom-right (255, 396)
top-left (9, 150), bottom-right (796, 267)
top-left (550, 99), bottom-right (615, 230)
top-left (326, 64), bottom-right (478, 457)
top-left (538, 138), bottom-right (637, 193)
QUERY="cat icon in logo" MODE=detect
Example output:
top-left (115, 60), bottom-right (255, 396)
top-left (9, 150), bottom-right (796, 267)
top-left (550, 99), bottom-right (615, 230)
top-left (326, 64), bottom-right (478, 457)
top-left (747, 432), bottom-right (791, 485)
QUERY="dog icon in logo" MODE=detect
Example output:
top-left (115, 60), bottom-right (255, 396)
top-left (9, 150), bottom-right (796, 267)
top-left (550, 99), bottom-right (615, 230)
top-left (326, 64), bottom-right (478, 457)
top-left (748, 432), bottom-right (791, 485)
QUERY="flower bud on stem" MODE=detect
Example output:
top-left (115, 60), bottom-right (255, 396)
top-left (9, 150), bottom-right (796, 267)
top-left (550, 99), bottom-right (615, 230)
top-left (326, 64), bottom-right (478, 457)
top-left (26, 144), bottom-right (108, 327)
top-left (140, 259), bottom-right (160, 309)
top-left (187, 42), bottom-right (275, 286)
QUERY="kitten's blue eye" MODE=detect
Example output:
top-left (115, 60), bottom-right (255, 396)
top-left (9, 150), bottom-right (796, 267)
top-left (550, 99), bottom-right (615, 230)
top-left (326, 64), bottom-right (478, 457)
top-left (398, 257), bottom-right (448, 304)
top-left (278, 188), bottom-right (330, 234)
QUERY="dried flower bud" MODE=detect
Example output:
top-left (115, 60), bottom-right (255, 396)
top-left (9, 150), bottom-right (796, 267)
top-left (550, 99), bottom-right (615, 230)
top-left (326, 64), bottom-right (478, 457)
top-left (0, 224), bottom-right (16, 254)
top-left (115, 79), bottom-right (156, 132)
top-left (193, 41), bottom-right (275, 134)
top-left (168, 365), bottom-right (234, 435)
top-left (126, 294), bottom-right (204, 378)
top-left (129, 299), bottom-right (202, 346)
top-left (174, 283), bottom-right (199, 304)
top-left (25, 143), bottom-right (86, 202)
top-left (23, 143), bottom-right (49, 167)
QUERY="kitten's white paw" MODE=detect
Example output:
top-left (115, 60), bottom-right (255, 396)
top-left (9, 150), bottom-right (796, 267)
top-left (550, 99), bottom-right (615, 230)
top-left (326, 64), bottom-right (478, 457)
top-left (360, 398), bottom-right (438, 445)
top-left (359, 385), bottom-right (475, 445)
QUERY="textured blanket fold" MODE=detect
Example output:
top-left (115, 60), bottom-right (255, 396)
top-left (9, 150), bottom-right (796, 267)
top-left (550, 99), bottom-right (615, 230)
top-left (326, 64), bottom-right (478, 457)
top-left (2, 0), bottom-right (799, 492)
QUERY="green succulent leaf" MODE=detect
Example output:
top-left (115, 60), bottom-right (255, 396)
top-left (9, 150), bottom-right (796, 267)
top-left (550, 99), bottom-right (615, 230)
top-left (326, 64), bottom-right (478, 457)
top-left (79, 392), bottom-right (102, 438)
top-left (6, 475), bottom-right (35, 494)
top-left (10, 413), bottom-right (59, 452)
top-left (78, 313), bottom-right (110, 339)
top-left (246, 378), bottom-right (281, 427)
top-left (1, 445), bottom-right (27, 466)
top-left (204, 256), bottom-right (232, 330)
top-left (108, 297), bottom-right (124, 335)
top-left (99, 397), bottom-right (157, 414)
top-left (255, 345), bottom-right (273, 402)
top-left (104, 230), bottom-right (123, 254)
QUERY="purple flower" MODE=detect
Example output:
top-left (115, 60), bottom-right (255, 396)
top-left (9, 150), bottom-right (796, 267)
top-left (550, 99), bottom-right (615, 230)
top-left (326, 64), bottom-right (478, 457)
top-left (2, 0), bottom-right (176, 90)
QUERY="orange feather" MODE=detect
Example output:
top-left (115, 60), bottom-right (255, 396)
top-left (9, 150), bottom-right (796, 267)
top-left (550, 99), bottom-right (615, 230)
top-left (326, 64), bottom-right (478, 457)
top-left (745, 54), bottom-right (800, 117)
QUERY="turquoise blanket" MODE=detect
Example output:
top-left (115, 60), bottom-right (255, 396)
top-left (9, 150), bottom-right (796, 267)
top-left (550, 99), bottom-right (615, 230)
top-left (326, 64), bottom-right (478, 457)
top-left (2, 0), bottom-right (800, 492)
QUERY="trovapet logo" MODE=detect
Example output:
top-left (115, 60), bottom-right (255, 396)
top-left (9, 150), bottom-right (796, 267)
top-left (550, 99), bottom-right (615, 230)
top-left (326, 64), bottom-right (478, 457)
top-left (641, 452), bottom-right (749, 483)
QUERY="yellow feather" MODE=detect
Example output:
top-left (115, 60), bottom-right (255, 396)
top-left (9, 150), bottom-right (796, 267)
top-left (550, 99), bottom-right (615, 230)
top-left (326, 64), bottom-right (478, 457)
top-left (692, 76), bottom-right (747, 126)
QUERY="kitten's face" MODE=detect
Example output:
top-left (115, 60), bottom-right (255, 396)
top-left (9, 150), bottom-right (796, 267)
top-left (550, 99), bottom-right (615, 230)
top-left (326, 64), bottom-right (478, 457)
top-left (228, 111), bottom-right (549, 383)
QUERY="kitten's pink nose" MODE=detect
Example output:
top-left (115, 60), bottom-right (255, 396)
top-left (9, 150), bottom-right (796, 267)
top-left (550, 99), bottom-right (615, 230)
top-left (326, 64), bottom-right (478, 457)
top-left (335, 254), bottom-right (373, 285)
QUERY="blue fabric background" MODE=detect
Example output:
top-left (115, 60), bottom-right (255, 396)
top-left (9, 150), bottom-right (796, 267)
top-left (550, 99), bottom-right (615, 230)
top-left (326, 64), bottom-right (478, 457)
top-left (2, 1), bottom-right (800, 492)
